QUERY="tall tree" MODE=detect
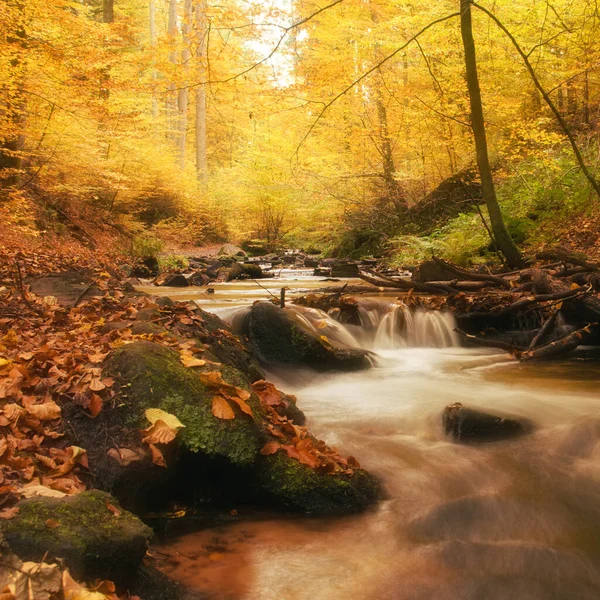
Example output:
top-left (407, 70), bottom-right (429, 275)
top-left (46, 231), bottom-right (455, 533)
top-left (195, 0), bottom-right (207, 180)
top-left (103, 0), bottom-right (114, 24)
top-left (177, 0), bottom-right (192, 168)
top-left (459, 0), bottom-right (522, 268)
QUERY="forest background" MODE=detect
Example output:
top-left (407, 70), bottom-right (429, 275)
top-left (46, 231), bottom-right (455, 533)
top-left (2, 0), bottom-right (600, 267)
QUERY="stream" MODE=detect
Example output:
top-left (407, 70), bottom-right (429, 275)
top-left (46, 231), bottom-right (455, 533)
top-left (144, 275), bottom-right (600, 599)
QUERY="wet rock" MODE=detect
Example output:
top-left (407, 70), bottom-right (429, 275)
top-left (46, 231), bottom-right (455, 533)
top-left (155, 273), bottom-right (189, 287)
top-left (248, 301), bottom-right (371, 371)
top-left (99, 320), bottom-right (131, 334)
top-left (131, 321), bottom-right (167, 336)
top-left (331, 263), bottom-right (359, 277)
top-left (256, 451), bottom-right (382, 515)
top-left (0, 490), bottom-right (151, 584)
top-left (136, 307), bottom-right (161, 322)
top-left (156, 296), bottom-right (175, 308)
top-left (187, 270), bottom-right (211, 286)
top-left (313, 267), bottom-right (331, 277)
top-left (412, 259), bottom-right (458, 283)
top-left (443, 402), bottom-right (533, 443)
top-left (218, 243), bottom-right (246, 257)
top-left (132, 256), bottom-right (159, 278)
top-left (304, 258), bottom-right (319, 268)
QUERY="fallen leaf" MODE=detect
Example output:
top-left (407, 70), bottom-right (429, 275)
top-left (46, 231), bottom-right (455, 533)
top-left (20, 485), bottom-right (66, 499)
top-left (225, 394), bottom-right (253, 417)
top-left (149, 444), bottom-right (167, 467)
top-left (107, 447), bottom-right (144, 466)
top-left (105, 500), bottom-right (122, 517)
top-left (62, 569), bottom-right (107, 600)
top-left (260, 441), bottom-right (281, 455)
top-left (212, 396), bottom-right (235, 420)
top-left (89, 378), bottom-right (105, 392)
top-left (180, 354), bottom-right (206, 368)
top-left (199, 371), bottom-right (225, 387)
top-left (45, 518), bottom-right (60, 529)
top-left (145, 408), bottom-right (185, 430)
top-left (0, 507), bottom-right (19, 519)
top-left (88, 394), bottom-right (102, 417)
top-left (142, 420), bottom-right (178, 445)
top-left (26, 401), bottom-right (61, 421)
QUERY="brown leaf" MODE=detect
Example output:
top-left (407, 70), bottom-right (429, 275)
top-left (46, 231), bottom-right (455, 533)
top-left (225, 393), bottom-right (253, 417)
top-left (89, 378), bottom-right (105, 391)
top-left (35, 454), bottom-right (58, 470)
top-left (45, 518), bottom-right (60, 529)
top-left (105, 499), bottom-right (122, 517)
top-left (88, 394), bottom-right (103, 418)
top-left (107, 447), bottom-right (144, 466)
top-left (26, 401), bottom-right (61, 421)
top-left (200, 371), bottom-right (225, 387)
top-left (142, 420), bottom-right (177, 445)
top-left (0, 506), bottom-right (19, 519)
top-left (149, 444), bottom-right (167, 467)
top-left (252, 380), bottom-right (282, 406)
top-left (211, 395), bottom-right (235, 420)
top-left (180, 353), bottom-right (206, 368)
top-left (260, 441), bottom-right (281, 456)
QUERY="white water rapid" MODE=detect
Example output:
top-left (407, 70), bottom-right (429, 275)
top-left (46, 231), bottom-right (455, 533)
top-left (151, 291), bottom-right (600, 600)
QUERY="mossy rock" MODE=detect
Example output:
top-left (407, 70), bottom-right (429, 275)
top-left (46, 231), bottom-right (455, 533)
top-left (248, 301), bottom-right (371, 371)
top-left (0, 491), bottom-right (151, 584)
top-left (198, 310), bottom-right (264, 382)
top-left (257, 452), bottom-right (382, 515)
top-left (108, 341), bottom-right (263, 465)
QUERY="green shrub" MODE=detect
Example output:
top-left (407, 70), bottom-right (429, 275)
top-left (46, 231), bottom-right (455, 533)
top-left (131, 234), bottom-right (164, 259)
top-left (158, 255), bottom-right (189, 272)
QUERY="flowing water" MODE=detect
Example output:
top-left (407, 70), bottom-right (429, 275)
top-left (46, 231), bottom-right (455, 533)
top-left (148, 277), bottom-right (600, 599)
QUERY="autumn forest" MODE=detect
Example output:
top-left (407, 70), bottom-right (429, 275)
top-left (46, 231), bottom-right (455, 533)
top-left (4, 0), bottom-right (600, 599)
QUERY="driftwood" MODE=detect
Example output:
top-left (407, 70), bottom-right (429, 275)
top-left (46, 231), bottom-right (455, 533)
top-left (527, 307), bottom-right (560, 350)
top-left (358, 269), bottom-right (453, 295)
top-left (432, 256), bottom-right (511, 289)
top-left (520, 325), bottom-right (594, 361)
top-left (537, 247), bottom-right (600, 270)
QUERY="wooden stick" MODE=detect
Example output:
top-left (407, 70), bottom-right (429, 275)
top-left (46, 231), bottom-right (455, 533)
top-left (432, 256), bottom-right (511, 289)
top-left (527, 307), bottom-right (560, 350)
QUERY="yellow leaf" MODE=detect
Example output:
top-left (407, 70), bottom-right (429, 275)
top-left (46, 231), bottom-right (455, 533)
top-left (145, 408), bottom-right (185, 429)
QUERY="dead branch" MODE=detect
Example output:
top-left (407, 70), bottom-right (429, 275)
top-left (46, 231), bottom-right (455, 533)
top-left (432, 256), bottom-right (511, 289)
top-left (520, 324), bottom-right (595, 361)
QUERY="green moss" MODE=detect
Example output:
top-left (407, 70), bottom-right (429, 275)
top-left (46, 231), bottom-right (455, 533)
top-left (1, 491), bottom-right (151, 583)
top-left (110, 341), bottom-right (262, 465)
top-left (257, 452), bottom-right (382, 515)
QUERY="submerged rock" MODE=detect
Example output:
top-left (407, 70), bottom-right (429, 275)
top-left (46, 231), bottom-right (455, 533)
top-left (443, 402), bottom-right (533, 443)
top-left (0, 490), bottom-right (151, 584)
top-left (248, 301), bottom-right (371, 371)
top-left (155, 273), bottom-right (189, 287)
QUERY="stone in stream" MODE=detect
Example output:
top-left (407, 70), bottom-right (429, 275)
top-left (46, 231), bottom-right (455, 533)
top-left (248, 301), bottom-right (372, 371)
top-left (65, 333), bottom-right (379, 517)
top-left (155, 273), bottom-right (189, 287)
top-left (331, 262), bottom-right (359, 277)
top-left (443, 402), bottom-right (533, 443)
top-left (0, 490), bottom-right (151, 584)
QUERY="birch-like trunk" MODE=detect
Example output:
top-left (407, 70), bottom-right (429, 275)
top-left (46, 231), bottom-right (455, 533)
top-left (195, 0), bottom-right (207, 179)
top-left (167, 0), bottom-right (178, 140)
top-left (149, 0), bottom-right (158, 119)
top-left (177, 0), bottom-right (192, 168)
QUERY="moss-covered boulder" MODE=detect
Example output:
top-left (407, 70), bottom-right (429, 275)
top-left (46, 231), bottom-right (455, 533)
top-left (0, 491), bottom-right (151, 584)
top-left (108, 341), bottom-right (263, 464)
top-left (248, 301), bottom-right (371, 371)
top-left (257, 452), bottom-right (382, 515)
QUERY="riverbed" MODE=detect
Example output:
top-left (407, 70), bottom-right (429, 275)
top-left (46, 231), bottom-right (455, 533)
top-left (145, 276), bottom-right (600, 599)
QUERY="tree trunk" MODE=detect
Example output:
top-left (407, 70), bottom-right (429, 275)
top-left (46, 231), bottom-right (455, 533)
top-left (167, 0), bottom-right (178, 140)
top-left (149, 0), bottom-right (158, 119)
top-left (0, 0), bottom-right (27, 188)
top-left (103, 0), bottom-right (114, 24)
top-left (459, 0), bottom-right (522, 268)
top-left (195, 0), bottom-right (207, 180)
top-left (177, 0), bottom-right (192, 168)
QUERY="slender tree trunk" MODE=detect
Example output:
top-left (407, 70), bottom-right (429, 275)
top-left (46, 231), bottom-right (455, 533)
top-left (177, 0), bottom-right (192, 168)
top-left (195, 0), bottom-right (207, 180)
top-left (149, 0), bottom-right (158, 119)
top-left (0, 0), bottom-right (27, 188)
top-left (459, 0), bottom-right (522, 268)
top-left (103, 0), bottom-right (114, 24)
top-left (167, 0), bottom-right (178, 140)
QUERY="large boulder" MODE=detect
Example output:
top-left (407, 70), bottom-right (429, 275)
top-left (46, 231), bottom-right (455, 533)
top-left (0, 491), bottom-right (151, 584)
top-left (218, 243), bottom-right (246, 258)
top-left (248, 301), bottom-right (371, 371)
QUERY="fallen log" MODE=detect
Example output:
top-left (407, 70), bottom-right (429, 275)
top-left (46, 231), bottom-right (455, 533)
top-left (454, 329), bottom-right (520, 355)
top-left (520, 324), bottom-right (595, 361)
top-left (537, 247), bottom-right (600, 270)
top-left (432, 256), bottom-right (511, 289)
top-left (527, 307), bottom-right (560, 350)
top-left (358, 270), bottom-right (453, 295)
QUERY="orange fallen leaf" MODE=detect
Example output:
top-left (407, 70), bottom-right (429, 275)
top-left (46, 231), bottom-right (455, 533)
top-left (106, 500), bottom-right (122, 517)
top-left (200, 371), bottom-right (225, 387)
top-left (225, 393), bottom-right (253, 417)
top-left (26, 401), bottom-right (61, 421)
top-left (88, 394), bottom-right (103, 418)
top-left (0, 506), bottom-right (19, 519)
top-left (89, 378), bottom-right (105, 392)
top-left (46, 518), bottom-right (60, 529)
top-left (212, 395), bottom-right (235, 420)
top-left (260, 441), bottom-right (281, 455)
top-left (149, 443), bottom-right (167, 467)
top-left (142, 420), bottom-right (178, 445)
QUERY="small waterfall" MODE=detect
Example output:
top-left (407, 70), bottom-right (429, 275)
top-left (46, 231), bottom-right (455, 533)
top-left (213, 299), bottom-right (459, 351)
